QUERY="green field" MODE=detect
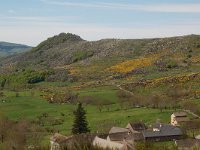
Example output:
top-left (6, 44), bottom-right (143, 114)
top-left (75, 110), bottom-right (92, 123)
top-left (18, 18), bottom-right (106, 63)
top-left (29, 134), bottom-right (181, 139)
top-left (1, 82), bottom-right (198, 146)
top-left (78, 86), bottom-right (120, 103)
top-left (0, 90), bottom-right (173, 135)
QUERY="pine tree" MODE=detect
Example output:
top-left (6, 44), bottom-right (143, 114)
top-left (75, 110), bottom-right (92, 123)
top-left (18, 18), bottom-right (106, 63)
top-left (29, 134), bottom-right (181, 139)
top-left (72, 103), bottom-right (90, 134)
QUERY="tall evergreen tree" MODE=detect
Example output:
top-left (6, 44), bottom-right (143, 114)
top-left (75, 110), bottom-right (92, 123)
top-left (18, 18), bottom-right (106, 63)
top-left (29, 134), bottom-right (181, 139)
top-left (72, 103), bottom-right (90, 134)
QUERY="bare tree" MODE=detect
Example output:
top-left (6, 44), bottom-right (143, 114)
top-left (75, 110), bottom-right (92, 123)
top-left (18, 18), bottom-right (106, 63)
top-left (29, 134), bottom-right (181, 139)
top-left (166, 86), bottom-right (189, 110)
top-left (0, 116), bottom-right (13, 144)
top-left (117, 90), bottom-right (132, 110)
top-left (150, 94), bottom-right (168, 112)
top-left (0, 91), bottom-right (5, 101)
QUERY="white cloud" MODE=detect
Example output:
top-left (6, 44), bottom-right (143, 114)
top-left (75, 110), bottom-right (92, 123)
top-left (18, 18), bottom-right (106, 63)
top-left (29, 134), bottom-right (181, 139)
top-left (0, 16), bottom-right (75, 23)
top-left (41, 0), bottom-right (200, 13)
top-left (0, 1), bottom-right (199, 46)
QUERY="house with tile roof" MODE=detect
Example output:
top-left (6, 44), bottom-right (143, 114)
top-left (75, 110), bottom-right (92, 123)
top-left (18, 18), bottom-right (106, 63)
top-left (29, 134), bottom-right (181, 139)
top-left (171, 112), bottom-right (189, 126)
top-left (126, 122), bottom-right (147, 133)
top-left (50, 133), bottom-right (95, 150)
top-left (109, 127), bottom-right (130, 134)
top-left (142, 123), bottom-right (183, 141)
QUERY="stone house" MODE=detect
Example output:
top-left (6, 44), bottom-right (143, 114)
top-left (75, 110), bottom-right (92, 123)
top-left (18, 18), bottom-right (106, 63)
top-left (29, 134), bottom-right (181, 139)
top-left (93, 136), bottom-right (128, 150)
top-left (142, 123), bottom-right (183, 141)
top-left (50, 133), bottom-right (95, 150)
top-left (126, 122), bottom-right (147, 133)
top-left (50, 133), bottom-right (73, 150)
top-left (171, 112), bottom-right (189, 126)
top-left (109, 127), bottom-right (130, 134)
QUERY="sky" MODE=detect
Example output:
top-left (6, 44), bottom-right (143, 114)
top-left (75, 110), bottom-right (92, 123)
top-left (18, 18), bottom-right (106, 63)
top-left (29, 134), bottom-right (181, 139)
top-left (0, 0), bottom-right (200, 46)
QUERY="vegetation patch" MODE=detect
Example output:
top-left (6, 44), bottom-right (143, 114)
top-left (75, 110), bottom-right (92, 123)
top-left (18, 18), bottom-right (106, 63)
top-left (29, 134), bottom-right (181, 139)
top-left (72, 50), bottom-right (94, 63)
top-left (107, 54), bottom-right (160, 73)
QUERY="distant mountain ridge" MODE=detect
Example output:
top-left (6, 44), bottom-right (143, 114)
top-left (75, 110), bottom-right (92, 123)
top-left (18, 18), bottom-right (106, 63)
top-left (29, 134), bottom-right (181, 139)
top-left (0, 33), bottom-right (199, 83)
top-left (0, 41), bottom-right (31, 57)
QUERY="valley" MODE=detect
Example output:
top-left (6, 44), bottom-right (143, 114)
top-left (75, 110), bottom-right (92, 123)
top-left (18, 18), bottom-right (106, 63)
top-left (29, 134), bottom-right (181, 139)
top-left (0, 33), bottom-right (200, 149)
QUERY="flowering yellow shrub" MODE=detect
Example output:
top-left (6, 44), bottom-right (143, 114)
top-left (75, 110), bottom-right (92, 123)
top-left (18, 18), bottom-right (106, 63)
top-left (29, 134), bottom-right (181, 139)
top-left (123, 72), bottom-right (200, 91)
top-left (192, 56), bottom-right (200, 63)
top-left (107, 54), bottom-right (159, 73)
top-left (194, 90), bottom-right (200, 96)
top-left (146, 73), bottom-right (200, 87)
top-left (69, 68), bottom-right (78, 75)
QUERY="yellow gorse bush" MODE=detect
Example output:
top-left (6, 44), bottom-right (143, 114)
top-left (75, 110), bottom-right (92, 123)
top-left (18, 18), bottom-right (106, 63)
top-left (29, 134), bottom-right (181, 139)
top-left (192, 55), bottom-right (200, 63)
top-left (107, 54), bottom-right (160, 73)
top-left (122, 73), bottom-right (200, 91)
top-left (147, 73), bottom-right (200, 87)
top-left (69, 68), bottom-right (78, 75)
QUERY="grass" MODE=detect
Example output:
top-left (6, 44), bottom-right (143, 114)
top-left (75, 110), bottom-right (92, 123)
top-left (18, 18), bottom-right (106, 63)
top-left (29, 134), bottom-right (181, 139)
top-left (0, 93), bottom-right (173, 135)
top-left (36, 81), bottom-right (71, 87)
top-left (78, 86), bottom-right (119, 103)
top-left (1, 78), bottom-right (197, 145)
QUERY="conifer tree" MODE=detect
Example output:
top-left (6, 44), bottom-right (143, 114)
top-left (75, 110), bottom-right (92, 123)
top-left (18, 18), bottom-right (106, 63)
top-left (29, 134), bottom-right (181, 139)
top-left (72, 103), bottom-right (90, 134)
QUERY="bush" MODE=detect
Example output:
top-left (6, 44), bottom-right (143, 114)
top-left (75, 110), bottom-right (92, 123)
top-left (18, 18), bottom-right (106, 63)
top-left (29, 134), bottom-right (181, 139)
top-left (166, 61), bottom-right (178, 69)
top-left (72, 50), bottom-right (94, 63)
top-left (25, 70), bottom-right (46, 84)
top-left (45, 92), bottom-right (78, 104)
top-left (187, 54), bottom-right (192, 58)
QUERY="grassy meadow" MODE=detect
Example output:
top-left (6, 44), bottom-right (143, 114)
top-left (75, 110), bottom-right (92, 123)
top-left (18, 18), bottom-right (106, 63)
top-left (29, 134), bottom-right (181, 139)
top-left (0, 86), bottom-right (174, 135)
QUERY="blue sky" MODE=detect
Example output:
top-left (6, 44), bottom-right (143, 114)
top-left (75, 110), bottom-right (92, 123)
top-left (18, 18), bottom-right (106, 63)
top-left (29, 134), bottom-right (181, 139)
top-left (0, 0), bottom-right (200, 46)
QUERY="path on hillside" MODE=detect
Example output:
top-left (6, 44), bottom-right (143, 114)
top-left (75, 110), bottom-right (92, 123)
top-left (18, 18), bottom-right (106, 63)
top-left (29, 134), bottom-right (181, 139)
top-left (116, 84), bottom-right (134, 96)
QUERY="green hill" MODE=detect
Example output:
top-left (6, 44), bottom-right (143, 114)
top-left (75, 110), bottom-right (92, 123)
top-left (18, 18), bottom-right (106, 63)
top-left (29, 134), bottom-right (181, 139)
top-left (0, 33), bottom-right (199, 93)
top-left (0, 41), bottom-right (31, 57)
top-left (0, 33), bottom-right (199, 80)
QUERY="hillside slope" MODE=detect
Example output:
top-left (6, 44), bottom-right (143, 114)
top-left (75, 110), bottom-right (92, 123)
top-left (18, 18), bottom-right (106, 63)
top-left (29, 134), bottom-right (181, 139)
top-left (0, 42), bottom-right (31, 57)
top-left (0, 33), bottom-right (200, 83)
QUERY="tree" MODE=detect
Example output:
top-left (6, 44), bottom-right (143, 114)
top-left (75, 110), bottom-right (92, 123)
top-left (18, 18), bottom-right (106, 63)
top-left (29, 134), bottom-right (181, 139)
top-left (151, 94), bottom-right (168, 112)
top-left (0, 91), bottom-right (5, 97)
top-left (181, 120), bottom-right (200, 138)
top-left (0, 116), bottom-right (12, 143)
top-left (166, 86), bottom-right (189, 110)
top-left (181, 100), bottom-right (199, 114)
top-left (72, 103), bottom-right (90, 134)
top-left (0, 79), bottom-right (6, 89)
top-left (117, 90), bottom-right (132, 110)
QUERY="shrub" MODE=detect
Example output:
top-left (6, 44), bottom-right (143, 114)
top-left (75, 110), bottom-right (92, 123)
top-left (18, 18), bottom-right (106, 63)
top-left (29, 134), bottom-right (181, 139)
top-left (166, 61), bottom-right (178, 69)
top-left (72, 50), bottom-right (94, 63)
top-left (187, 54), bottom-right (192, 58)
top-left (45, 92), bottom-right (78, 104)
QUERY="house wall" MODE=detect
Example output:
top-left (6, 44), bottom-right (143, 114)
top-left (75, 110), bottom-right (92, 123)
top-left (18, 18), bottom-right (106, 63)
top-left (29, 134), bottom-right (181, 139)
top-left (126, 124), bottom-right (139, 133)
top-left (171, 114), bottom-right (178, 126)
top-left (93, 136), bottom-right (126, 150)
top-left (126, 124), bottom-right (133, 133)
top-left (50, 141), bottom-right (60, 150)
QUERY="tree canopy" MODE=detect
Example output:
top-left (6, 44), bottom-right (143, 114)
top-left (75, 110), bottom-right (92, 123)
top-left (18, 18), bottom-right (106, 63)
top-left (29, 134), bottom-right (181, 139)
top-left (72, 103), bottom-right (90, 134)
